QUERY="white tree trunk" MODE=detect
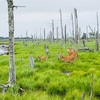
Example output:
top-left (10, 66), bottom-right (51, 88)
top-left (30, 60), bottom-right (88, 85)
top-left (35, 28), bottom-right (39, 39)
top-left (96, 12), bottom-right (99, 51)
top-left (7, 0), bottom-right (16, 86)
top-left (59, 9), bottom-right (65, 47)
top-left (74, 8), bottom-right (79, 44)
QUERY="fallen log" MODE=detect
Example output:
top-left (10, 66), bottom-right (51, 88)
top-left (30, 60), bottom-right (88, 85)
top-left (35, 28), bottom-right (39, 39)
top-left (78, 47), bottom-right (94, 52)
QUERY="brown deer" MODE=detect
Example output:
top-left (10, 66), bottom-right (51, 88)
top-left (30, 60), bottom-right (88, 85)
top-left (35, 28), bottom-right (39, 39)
top-left (67, 48), bottom-right (78, 60)
top-left (58, 52), bottom-right (75, 63)
top-left (58, 49), bottom-right (78, 64)
top-left (38, 56), bottom-right (47, 62)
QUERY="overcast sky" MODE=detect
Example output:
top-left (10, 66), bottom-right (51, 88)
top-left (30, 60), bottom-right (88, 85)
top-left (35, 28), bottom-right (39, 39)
top-left (0, 0), bottom-right (100, 37)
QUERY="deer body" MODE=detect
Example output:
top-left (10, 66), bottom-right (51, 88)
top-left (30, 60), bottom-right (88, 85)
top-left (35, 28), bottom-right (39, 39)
top-left (58, 48), bottom-right (78, 63)
top-left (60, 55), bottom-right (75, 63)
top-left (38, 56), bottom-right (47, 62)
top-left (67, 48), bottom-right (78, 59)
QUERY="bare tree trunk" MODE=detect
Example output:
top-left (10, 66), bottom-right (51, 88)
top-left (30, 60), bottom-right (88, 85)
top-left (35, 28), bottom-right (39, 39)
top-left (74, 8), bottom-right (79, 44)
top-left (78, 27), bottom-right (81, 43)
top-left (71, 13), bottom-right (74, 41)
top-left (40, 28), bottom-right (41, 41)
top-left (44, 29), bottom-right (45, 42)
top-left (96, 12), bottom-right (99, 51)
top-left (71, 13), bottom-right (74, 48)
top-left (59, 9), bottom-right (65, 47)
top-left (88, 25), bottom-right (94, 42)
top-left (64, 25), bottom-right (67, 44)
top-left (56, 26), bottom-right (59, 42)
top-left (52, 20), bottom-right (54, 42)
top-left (29, 55), bottom-right (34, 68)
top-left (49, 31), bottom-right (52, 44)
top-left (7, 0), bottom-right (16, 86)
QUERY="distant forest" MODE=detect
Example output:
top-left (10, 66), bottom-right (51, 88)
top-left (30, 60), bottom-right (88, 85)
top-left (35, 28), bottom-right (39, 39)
top-left (0, 37), bottom-right (31, 39)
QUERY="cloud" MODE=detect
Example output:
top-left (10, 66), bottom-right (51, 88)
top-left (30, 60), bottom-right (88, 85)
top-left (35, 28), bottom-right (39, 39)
top-left (0, 0), bottom-right (100, 37)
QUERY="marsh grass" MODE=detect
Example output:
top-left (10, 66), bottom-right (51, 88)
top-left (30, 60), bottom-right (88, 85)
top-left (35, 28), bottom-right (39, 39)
top-left (0, 41), bottom-right (100, 99)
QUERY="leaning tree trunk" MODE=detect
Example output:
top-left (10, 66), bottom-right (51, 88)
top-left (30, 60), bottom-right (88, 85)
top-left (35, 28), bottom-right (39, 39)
top-left (7, 0), bottom-right (16, 87)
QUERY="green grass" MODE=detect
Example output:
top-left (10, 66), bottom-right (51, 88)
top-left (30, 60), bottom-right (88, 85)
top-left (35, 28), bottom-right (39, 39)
top-left (0, 40), bottom-right (100, 100)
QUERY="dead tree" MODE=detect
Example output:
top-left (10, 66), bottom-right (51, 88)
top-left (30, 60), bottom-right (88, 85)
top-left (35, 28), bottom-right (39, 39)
top-left (71, 13), bottom-right (75, 48)
top-left (82, 37), bottom-right (86, 48)
top-left (44, 44), bottom-right (49, 55)
top-left (88, 25), bottom-right (95, 42)
top-left (49, 31), bottom-right (52, 44)
top-left (52, 20), bottom-right (54, 42)
top-left (64, 25), bottom-right (67, 44)
top-left (7, 0), bottom-right (16, 87)
top-left (1, 0), bottom-right (25, 94)
top-left (44, 29), bottom-right (46, 42)
top-left (89, 25), bottom-right (99, 51)
top-left (59, 9), bottom-right (65, 47)
top-left (74, 8), bottom-right (79, 44)
top-left (29, 55), bottom-right (34, 68)
top-left (78, 27), bottom-right (81, 42)
top-left (96, 12), bottom-right (99, 51)
top-left (56, 26), bottom-right (59, 42)
top-left (40, 28), bottom-right (42, 41)
top-left (71, 13), bottom-right (74, 41)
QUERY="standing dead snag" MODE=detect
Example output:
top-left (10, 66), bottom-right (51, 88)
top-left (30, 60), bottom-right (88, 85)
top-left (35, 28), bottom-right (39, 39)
top-left (82, 33), bottom-right (86, 48)
top-left (29, 55), bottom-right (34, 68)
top-left (56, 26), bottom-right (59, 42)
top-left (44, 44), bottom-right (49, 55)
top-left (71, 13), bottom-right (74, 46)
top-left (64, 25), bottom-right (67, 44)
top-left (59, 9), bottom-right (65, 47)
top-left (96, 12), bottom-right (99, 51)
top-left (52, 20), bottom-right (54, 42)
top-left (44, 29), bottom-right (46, 42)
top-left (7, 0), bottom-right (16, 87)
top-left (7, 2), bottom-right (25, 88)
top-left (74, 8), bottom-right (79, 44)
top-left (1, 0), bottom-right (16, 94)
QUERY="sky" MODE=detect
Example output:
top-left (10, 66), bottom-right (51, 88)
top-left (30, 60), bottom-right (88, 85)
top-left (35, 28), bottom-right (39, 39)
top-left (0, 0), bottom-right (100, 38)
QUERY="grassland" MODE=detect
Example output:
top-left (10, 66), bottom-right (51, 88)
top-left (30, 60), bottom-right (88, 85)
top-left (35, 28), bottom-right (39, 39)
top-left (0, 40), bottom-right (100, 100)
